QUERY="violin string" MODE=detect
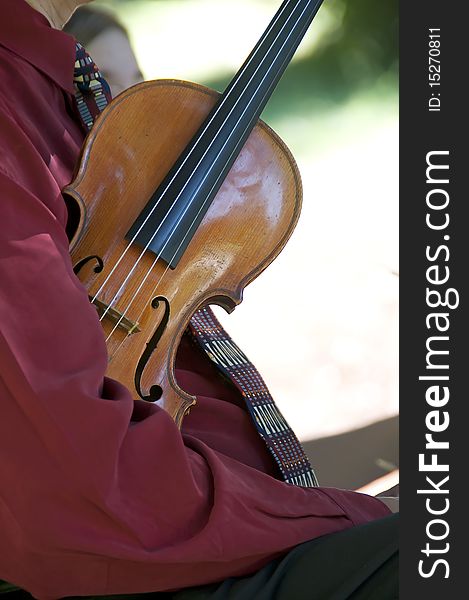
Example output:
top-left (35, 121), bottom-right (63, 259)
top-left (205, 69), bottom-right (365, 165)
top-left (97, 0), bottom-right (308, 327)
top-left (107, 0), bottom-right (318, 356)
top-left (102, 0), bottom-right (312, 340)
top-left (107, 0), bottom-right (316, 352)
top-left (90, 0), bottom-right (297, 310)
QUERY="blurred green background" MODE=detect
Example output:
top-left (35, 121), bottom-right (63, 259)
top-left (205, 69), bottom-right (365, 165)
top-left (95, 0), bottom-right (397, 153)
top-left (92, 0), bottom-right (398, 441)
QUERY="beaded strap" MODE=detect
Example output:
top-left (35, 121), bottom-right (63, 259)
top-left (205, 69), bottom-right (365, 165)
top-left (188, 308), bottom-right (318, 487)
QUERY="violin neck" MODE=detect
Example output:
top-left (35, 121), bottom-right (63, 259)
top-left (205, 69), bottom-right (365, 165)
top-left (127, 0), bottom-right (324, 268)
top-left (218, 0), bottom-right (324, 136)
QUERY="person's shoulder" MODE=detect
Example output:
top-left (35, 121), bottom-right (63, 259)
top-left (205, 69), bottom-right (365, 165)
top-left (0, 48), bottom-right (24, 128)
top-left (0, 44), bottom-right (47, 108)
top-left (0, 43), bottom-right (59, 151)
top-left (0, 47), bottom-right (38, 177)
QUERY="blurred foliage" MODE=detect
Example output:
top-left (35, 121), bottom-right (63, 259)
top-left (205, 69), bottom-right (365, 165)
top-left (101, 0), bottom-right (397, 122)
top-left (201, 0), bottom-right (398, 120)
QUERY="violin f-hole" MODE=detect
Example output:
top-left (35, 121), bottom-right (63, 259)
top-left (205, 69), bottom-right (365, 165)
top-left (134, 296), bottom-right (171, 402)
top-left (73, 254), bottom-right (104, 276)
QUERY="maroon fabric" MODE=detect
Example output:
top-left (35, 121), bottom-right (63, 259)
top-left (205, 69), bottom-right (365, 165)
top-left (0, 2), bottom-right (390, 599)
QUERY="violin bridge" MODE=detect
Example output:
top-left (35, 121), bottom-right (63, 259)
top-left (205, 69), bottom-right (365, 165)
top-left (91, 297), bottom-right (141, 335)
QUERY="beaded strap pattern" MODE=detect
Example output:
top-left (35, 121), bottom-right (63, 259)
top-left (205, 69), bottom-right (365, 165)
top-left (188, 308), bottom-right (318, 487)
top-left (74, 42), bottom-right (112, 131)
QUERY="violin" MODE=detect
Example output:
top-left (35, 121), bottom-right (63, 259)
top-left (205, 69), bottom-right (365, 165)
top-left (64, 0), bottom-right (325, 427)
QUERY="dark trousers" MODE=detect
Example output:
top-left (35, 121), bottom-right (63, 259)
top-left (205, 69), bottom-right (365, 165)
top-left (1, 513), bottom-right (398, 600)
top-left (172, 513), bottom-right (398, 600)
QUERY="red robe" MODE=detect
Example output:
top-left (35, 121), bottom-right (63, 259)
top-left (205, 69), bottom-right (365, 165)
top-left (0, 2), bottom-right (389, 598)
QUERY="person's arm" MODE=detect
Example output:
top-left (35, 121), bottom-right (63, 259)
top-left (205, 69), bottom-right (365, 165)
top-left (0, 120), bottom-right (388, 598)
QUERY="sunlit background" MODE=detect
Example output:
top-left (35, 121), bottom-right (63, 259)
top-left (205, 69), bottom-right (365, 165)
top-left (96, 0), bottom-right (398, 442)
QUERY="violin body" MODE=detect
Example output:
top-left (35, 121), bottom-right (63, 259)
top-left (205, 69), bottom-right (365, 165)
top-left (64, 80), bottom-right (302, 427)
